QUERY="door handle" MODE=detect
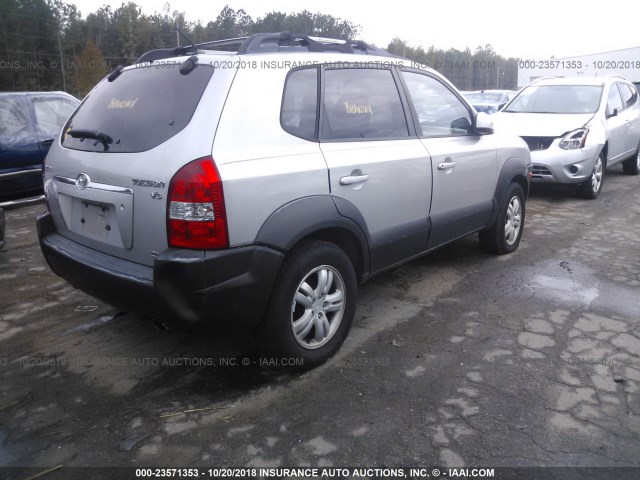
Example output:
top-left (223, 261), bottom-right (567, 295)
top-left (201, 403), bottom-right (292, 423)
top-left (340, 174), bottom-right (369, 186)
top-left (437, 161), bottom-right (457, 170)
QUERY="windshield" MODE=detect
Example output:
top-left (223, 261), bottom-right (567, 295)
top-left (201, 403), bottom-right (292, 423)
top-left (505, 85), bottom-right (603, 114)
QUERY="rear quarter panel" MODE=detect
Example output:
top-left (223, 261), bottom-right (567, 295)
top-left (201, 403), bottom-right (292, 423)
top-left (213, 61), bottom-right (329, 247)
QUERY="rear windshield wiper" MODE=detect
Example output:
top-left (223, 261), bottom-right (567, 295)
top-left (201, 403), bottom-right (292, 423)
top-left (68, 129), bottom-right (114, 151)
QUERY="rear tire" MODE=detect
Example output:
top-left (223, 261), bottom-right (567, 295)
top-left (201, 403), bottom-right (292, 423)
top-left (258, 240), bottom-right (357, 369)
top-left (622, 145), bottom-right (640, 175)
top-left (578, 153), bottom-right (604, 199)
top-left (479, 182), bottom-right (525, 255)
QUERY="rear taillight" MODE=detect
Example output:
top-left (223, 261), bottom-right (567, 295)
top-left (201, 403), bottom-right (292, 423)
top-left (167, 157), bottom-right (228, 249)
top-left (42, 162), bottom-right (50, 212)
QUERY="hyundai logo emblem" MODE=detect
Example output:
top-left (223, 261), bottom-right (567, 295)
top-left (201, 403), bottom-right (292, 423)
top-left (75, 173), bottom-right (90, 190)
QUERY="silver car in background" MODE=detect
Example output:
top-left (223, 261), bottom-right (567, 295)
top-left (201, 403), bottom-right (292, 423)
top-left (462, 90), bottom-right (516, 114)
top-left (493, 76), bottom-right (640, 198)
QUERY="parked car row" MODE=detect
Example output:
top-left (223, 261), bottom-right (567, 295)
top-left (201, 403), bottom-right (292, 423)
top-left (493, 75), bottom-right (640, 198)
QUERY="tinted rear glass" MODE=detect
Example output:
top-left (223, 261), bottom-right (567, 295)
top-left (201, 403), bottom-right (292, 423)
top-left (62, 63), bottom-right (214, 153)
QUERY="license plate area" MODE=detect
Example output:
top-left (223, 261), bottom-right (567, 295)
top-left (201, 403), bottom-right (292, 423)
top-left (54, 177), bottom-right (134, 250)
top-left (78, 200), bottom-right (114, 236)
top-left (65, 196), bottom-right (129, 249)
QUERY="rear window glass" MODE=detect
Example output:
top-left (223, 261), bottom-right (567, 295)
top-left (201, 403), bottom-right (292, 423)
top-left (62, 63), bottom-right (214, 153)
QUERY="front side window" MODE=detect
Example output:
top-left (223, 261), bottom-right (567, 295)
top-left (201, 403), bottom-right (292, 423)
top-left (321, 68), bottom-right (409, 140)
top-left (32, 96), bottom-right (78, 140)
top-left (606, 84), bottom-right (624, 116)
top-left (281, 67), bottom-right (318, 139)
top-left (402, 71), bottom-right (471, 137)
top-left (505, 85), bottom-right (603, 114)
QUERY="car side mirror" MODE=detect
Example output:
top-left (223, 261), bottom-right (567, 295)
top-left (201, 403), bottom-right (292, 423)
top-left (607, 108), bottom-right (618, 119)
top-left (451, 117), bottom-right (472, 132)
top-left (474, 112), bottom-right (494, 135)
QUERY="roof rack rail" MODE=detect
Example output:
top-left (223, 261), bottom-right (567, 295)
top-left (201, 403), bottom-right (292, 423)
top-left (604, 74), bottom-right (627, 81)
top-left (135, 31), bottom-right (396, 64)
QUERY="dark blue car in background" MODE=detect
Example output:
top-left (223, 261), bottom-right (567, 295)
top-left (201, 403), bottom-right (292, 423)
top-left (0, 92), bottom-right (79, 200)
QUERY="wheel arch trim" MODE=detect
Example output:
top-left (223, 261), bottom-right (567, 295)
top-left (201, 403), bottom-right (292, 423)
top-left (486, 157), bottom-right (529, 229)
top-left (254, 195), bottom-right (371, 279)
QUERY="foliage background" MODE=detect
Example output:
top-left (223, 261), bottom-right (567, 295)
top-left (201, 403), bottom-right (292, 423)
top-left (0, 0), bottom-right (518, 97)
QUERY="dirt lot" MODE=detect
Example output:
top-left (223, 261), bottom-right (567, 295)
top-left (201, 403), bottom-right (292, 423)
top-left (1, 166), bottom-right (639, 480)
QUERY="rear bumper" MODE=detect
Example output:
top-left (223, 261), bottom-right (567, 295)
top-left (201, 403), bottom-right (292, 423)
top-left (37, 212), bottom-right (284, 330)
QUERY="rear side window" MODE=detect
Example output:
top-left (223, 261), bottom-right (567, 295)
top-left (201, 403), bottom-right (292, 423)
top-left (321, 68), bottom-right (409, 140)
top-left (62, 64), bottom-right (214, 153)
top-left (281, 68), bottom-right (318, 139)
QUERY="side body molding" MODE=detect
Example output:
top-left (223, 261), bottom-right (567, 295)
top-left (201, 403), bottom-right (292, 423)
top-left (486, 156), bottom-right (530, 228)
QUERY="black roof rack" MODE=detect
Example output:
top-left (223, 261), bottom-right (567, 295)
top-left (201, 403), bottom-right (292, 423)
top-left (135, 31), bottom-right (397, 64)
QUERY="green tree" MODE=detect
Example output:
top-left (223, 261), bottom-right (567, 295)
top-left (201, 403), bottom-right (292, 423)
top-left (205, 5), bottom-right (254, 40)
top-left (387, 38), bottom-right (518, 90)
top-left (0, 0), bottom-right (63, 90)
top-left (70, 38), bottom-right (107, 97)
top-left (254, 10), bottom-right (359, 39)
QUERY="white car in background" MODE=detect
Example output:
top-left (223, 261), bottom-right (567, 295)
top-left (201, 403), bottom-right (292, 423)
top-left (462, 90), bottom-right (516, 114)
top-left (493, 76), bottom-right (640, 198)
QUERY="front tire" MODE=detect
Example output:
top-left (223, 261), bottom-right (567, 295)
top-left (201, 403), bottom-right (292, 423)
top-left (578, 152), bottom-right (604, 199)
top-left (258, 240), bottom-right (357, 369)
top-left (479, 182), bottom-right (525, 255)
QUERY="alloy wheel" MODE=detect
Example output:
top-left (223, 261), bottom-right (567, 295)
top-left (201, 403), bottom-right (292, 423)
top-left (291, 265), bottom-right (346, 349)
top-left (591, 156), bottom-right (603, 193)
top-left (505, 196), bottom-right (522, 246)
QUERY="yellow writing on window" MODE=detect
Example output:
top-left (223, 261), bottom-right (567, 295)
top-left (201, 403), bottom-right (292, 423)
top-left (344, 102), bottom-right (373, 115)
top-left (108, 97), bottom-right (139, 109)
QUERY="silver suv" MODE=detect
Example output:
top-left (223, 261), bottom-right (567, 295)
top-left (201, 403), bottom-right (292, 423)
top-left (494, 76), bottom-right (640, 199)
top-left (38, 33), bottom-right (531, 367)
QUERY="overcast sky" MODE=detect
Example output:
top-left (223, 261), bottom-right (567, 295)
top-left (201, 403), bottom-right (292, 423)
top-left (70, 0), bottom-right (639, 60)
